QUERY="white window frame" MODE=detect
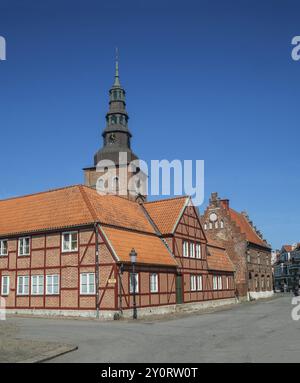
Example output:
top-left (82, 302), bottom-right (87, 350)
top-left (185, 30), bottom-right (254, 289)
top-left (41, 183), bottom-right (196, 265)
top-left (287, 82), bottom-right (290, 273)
top-left (196, 243), bottom-right (201, 259)
top-left (62, 231), bottom-right (78, 253)
top-left (150, 273), bottom-right (158, 293)
top-left (218, 276), bottom-right (223, 290)
top-left (129, 273), bottom-right (139, 294)
top-left (183, 241), bottom-right (189, 257)
top-left (17, 275), bottom-right (29, 295)
top-left (220, 220), bottom-right (224, 229)
top-left (18, 237), bottom-right (30, 256)
top-left (213, 275), bottom-right (218, 290)
top-left (190, 275), bottom-right (197, 291)
top-left (80, 273), bottom-right (95, 295)
top-left (226, 276), bottom-right (230, 290)
top-left (31, 275), bottom-right (44, 295)
top-left (46, 274), bottom-right (60, 295)
top-left (0, 239), bottom-right (8, 256)
top-left (190, 243), bottom-right (195, 258)
top-left (204, 223), bottom-right (207, 230)
top-left (197, 275), bottom-right (203, 291)
top-left (215, 221), bottom-right (219, 229)
top-left (1, 276), bottom-right (10, 296)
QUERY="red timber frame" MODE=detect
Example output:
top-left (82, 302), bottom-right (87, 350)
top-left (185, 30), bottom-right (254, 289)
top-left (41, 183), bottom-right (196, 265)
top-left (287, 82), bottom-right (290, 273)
top-left (167, 203), bottom-right (235, 303)
top-left (0, 224), bottom-right (178, 313)
top-left (0, 225), bottom-right (119, 312)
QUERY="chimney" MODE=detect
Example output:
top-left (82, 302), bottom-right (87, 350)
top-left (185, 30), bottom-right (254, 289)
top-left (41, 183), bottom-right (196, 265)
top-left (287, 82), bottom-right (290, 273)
top-left (220, 199), bottom-right (229, 210)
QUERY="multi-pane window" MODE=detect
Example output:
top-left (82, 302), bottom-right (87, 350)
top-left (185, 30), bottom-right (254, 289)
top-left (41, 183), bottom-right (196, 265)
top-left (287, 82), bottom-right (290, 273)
top-left (190, 275), bottom-right (197, 291)
top-left (80, 273), bottom-right (95, 295)
top-left (150, 273), bottom-right (158, 293)
top-left (129, 273), bottom-right (139, 294)
top-left (0, 240), bottom-right (8, 256)
top-left (18, 237), bottom-right (30, 256)
top-left (190, 243), bottom-right (195, 258)
top-left (31, 275), bottom-right (44, 295)
top-left (213, 276), bottom-right (218, 290)
top-left (218, 276), bottom-right (223, 290)
top-left (183, 241), bottom-right (189, 257)
top-left (196, 244), bottom-right (201, 259)
top-left (62, 232), bottom-right (78, 252)
top-left (226, 276), bottom-right (230, 290)
top-left (197, 275), bottom-right (203, 291)
top-left (1, 276), bottom-right (10, 296)
top-left (46, 274), bottom-right (59, 295)
top-left (17, 276), bottom-right (29, 295)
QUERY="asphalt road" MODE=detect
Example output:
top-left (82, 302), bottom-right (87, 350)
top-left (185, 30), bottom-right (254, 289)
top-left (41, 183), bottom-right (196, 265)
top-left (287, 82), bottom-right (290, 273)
top-left (6, 294), bottom-right (300, 363)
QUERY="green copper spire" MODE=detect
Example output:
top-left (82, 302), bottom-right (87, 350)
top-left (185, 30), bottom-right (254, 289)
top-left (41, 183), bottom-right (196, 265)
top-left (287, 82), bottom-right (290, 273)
top-left (114, 47), bottom-right (120, 87)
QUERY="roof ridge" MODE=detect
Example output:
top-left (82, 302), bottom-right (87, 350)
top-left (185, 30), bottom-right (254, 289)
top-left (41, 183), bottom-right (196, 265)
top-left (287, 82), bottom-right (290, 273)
top-left (81, 185), bottom-right (141, 206)
top-left (0, 184), bottom-right (82, 203)
top-left (78, 185), bottom-right (99, 223)
top-left (144, 195), bottom-right (189, 205)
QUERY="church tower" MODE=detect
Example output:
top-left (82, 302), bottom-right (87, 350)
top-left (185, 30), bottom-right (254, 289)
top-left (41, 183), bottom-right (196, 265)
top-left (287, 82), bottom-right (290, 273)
top-left (84, 50), bottom-right (146, 201)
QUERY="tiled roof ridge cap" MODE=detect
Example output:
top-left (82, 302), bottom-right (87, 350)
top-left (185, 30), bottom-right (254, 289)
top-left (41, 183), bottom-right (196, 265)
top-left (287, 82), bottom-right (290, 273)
top-left (144, 195), bottom-right (189, 205)
top-left (78, 185), bottom-right (99, 223)
top-left (0, 184), bottom-right (82, 203)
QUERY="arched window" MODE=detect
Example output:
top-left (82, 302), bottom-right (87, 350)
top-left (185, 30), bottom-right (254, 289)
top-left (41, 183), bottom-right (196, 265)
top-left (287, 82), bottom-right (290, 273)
top-left (220, 220), bottom-right (224, 229)
top-left (96, 178), bottom-right (105, 192)
top-left (112, 177), bottom-right (119, 191)
top-left (215, 221), bottom-right (218, 229)
top-left (204, 223), bottom-right (207, 230)
top-left (209, 222), bottom-right (212, 230)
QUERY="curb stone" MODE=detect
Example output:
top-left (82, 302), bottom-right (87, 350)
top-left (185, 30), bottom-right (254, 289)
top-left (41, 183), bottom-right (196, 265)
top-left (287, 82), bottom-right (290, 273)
top-left (19, 345), bottom-right (78, 363)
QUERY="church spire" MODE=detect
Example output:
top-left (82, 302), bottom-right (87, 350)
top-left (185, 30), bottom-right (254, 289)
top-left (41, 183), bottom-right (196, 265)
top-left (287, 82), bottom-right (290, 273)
top-left (114, 47), bottom-right (120, 87)
top-left (93, 49), bottom-right (136, 167)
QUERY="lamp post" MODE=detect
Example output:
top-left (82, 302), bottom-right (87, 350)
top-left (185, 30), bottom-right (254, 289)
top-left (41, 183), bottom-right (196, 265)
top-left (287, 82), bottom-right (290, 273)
top-left (130, 248), bottom-right (138, 319)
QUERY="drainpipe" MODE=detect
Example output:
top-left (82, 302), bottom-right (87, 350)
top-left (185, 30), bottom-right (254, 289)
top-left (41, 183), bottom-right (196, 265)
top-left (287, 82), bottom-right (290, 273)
top-left (94, 222), bottom-right (100, 319)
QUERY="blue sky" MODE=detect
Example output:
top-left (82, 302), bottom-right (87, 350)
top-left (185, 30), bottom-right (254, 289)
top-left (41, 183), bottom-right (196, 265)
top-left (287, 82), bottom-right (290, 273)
top-left (0, 0), bottom-right (299, 249)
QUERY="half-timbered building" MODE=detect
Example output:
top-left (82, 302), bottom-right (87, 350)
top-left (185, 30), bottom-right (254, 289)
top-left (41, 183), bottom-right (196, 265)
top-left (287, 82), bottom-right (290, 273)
top-left (0, 57), bottom-right (236, 318)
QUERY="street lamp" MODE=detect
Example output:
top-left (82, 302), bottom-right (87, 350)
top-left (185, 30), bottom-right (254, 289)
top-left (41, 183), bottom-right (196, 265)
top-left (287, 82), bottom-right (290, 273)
top-left (130, 248), bottom-right (138, 319)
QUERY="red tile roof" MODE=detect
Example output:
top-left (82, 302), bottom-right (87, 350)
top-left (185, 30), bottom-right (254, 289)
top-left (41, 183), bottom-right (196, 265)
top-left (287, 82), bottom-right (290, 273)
top-left (144, 196), bottom-right (189, 234)
top-left (0, 185), bottom-right (155, 237)
top-left (228, 208), bottom-right (269, 248)
top-left (206, 243), bottom-right (235, 272)
top-left (102, 226), bottom-right (177, 267)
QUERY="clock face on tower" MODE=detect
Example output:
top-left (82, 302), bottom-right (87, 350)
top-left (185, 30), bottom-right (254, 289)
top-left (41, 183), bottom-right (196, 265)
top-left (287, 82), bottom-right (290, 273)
top-left (108, 133), bottom-right (116, 144)
top-left (209, 212), bottom-right (218, 222)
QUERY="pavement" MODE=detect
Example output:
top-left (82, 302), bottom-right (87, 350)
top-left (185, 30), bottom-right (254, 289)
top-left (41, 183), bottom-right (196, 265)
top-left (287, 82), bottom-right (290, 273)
top-left (0, 320), bottom-right (77, 363)
top-left (2, 294), bottom-right (300, 363)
